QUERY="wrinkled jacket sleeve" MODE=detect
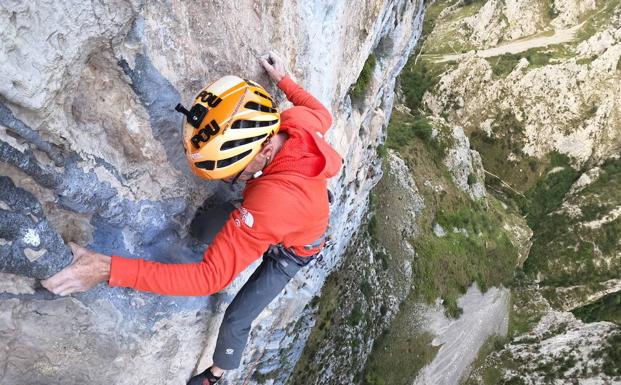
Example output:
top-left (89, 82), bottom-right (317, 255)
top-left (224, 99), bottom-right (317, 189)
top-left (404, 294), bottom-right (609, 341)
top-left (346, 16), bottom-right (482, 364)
top-left (108, 203), bottom-right (278, 296)
top-left (277, 75), bottom-right (333, 134)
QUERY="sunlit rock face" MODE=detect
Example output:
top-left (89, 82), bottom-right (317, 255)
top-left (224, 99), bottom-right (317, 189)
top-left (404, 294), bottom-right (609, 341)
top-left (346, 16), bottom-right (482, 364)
top-left (0, 0), bottom-right (424, 384)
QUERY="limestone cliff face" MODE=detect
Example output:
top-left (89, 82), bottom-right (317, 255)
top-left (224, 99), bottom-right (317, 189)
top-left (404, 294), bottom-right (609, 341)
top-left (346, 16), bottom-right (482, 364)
top-left (0, 1), bottom-right (424, 384)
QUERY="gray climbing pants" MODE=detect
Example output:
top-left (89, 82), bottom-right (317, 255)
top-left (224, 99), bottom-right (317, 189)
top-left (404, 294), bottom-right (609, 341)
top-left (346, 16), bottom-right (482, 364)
top-left (213, 245), bottom-right (314, 369)
top-left (190, 200), bottom-right (314, 370)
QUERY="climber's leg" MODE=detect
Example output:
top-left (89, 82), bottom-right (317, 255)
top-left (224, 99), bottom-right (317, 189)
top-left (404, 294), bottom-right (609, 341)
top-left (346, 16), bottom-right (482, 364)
top-left (212, 245), bottom-right (314, 370)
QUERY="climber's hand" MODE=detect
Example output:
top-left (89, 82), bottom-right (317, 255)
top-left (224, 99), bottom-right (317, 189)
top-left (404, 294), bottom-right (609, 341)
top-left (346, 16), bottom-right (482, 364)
top-left (41, 242), bottom-right (111, 296)
top-left (260, 51), bottom-right (287, 83)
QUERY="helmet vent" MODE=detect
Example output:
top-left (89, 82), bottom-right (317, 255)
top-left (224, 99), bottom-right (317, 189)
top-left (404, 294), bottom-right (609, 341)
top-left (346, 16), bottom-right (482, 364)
top-left (254, 91), bottom-right (274, 103)
top-left (244, 101), bottom-right (277, 113)
top-left (221, 134), bottom-right (268, 151)
top-left (231, 119), bottom-right (278, 129)
top-left (217, 149), bottom-right (252, 168)
top-left (195, 160), bottom-right (215, 170)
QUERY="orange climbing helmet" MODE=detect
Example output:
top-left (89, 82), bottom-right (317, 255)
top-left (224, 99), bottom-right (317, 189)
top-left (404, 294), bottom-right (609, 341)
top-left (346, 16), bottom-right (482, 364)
top-left (176, 75), bottom-right (280, 180)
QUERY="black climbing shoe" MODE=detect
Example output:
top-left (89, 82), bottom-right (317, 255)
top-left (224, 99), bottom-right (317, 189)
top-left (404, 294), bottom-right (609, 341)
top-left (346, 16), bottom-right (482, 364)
top-left (187, 367), bottom-right (222, 385)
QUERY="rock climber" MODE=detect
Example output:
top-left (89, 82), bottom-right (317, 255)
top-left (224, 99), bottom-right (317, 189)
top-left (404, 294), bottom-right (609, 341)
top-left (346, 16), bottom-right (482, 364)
top-left (41, 52), bottom-right (342, 384)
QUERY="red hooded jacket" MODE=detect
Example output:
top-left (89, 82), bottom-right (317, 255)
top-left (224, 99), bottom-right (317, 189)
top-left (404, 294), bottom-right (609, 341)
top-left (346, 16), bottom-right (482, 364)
top-left (108, 76), bottom-right (342, 296)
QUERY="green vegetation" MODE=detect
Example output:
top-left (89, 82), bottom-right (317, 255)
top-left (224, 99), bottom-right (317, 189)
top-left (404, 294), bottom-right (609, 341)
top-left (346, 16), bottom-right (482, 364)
top-left (469, 111), bottom-right (544, 196)
top-left (507, 280), bottom-right (550, 338)
top-left (573, 291), bottom-right (621, 326)
top-left (391, 120), bottom-right (520, 316)
top-left (361, 280), bottom-right (374, 299)
top-left (363, 297), bottom-right (437, 385)
top-left (357, 100), bottom-right (524, 381)
top-left (533, 355), bottom-right (580, 382)
top-left (461, 0), bottom-right (486, 6)
top-left (467, 172), bottom-right (477, 186)
top-left (376, 143), bottom-right (388, 158)
top-left (373, 0), bottom-right (621, 383)
top-left (545, 1), bottom-right (560, 20)
top-left (397, 0), bottom-right (458, 120)
top-left (489, 54), bottom-right (519, 77)
top-left (414, 201), bottom-right (519, 317)
top-left (386, 114), bottom-right (432, 147)
top-left (464, 93), bottom-right (619, 308)
top-left (469, 330), bottom-right (621, 385)
top-left (487, 45), bottom-right (572, 77)
top-left (581, 157), bottom-right (621, 203)
top-left (368, 214), bottom-right (378, 239)
top-left (576, 56), bottom-right (597, 65)
top-left (290, 278), bottom-right (342, 382)
top-left (421, 0), bottom-right (452, 37)
top-left (401, 58), bottom-right (451, 113)
top-left (298, 2), bottom-right (621, 383)
top-left (575, 0), bottom-right (620, 42)
top-left (388, 49), bottom-right (457, 154)
top-left (290, 154), bottom-right (438, 384)
top-left (384, 107), bottom-right (521, 318)
top-left (354, 146), bottom-right (455, 385)
top-left (463, 333), bottom-right (522, 385)
top-left (386, 109), bottom-right (453, 158)
top-left (253, 369), bottom-right (280, 384)
top-left (423, 0), bottom-right (485, 54)
top-left (523, 157), bottom-right (621, 295)
top-left (522, 152), bottom-right (579, 229)
top-left (602, 331), bottom-right (621, 377)
top-left (348, 302), bottom-right (365, 326)
top-left (351, 53), bottom-right (377, 100)
top-left (388, 0), bottom-right (458, 153)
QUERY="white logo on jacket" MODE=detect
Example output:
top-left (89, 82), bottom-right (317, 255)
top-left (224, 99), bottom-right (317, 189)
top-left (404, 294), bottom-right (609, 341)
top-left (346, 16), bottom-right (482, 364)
top-left (238, 206), bottom-right (254, 228)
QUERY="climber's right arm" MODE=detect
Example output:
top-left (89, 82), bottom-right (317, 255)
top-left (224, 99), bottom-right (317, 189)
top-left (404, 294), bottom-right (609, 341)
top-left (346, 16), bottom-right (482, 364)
top-left (260, 51), bottom-right (333, 133)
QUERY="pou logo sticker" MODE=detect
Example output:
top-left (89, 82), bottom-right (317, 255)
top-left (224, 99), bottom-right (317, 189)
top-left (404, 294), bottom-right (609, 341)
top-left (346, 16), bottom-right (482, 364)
top-left (196, 91), bottom-right (222, 107)
top-left (191, 119), bottom-right (220, 149)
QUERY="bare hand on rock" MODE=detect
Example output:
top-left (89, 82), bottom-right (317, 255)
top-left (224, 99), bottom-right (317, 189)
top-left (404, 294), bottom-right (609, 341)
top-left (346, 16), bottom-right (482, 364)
top-left (260, 51), bottom-right (287, 83)
top-left (41, 242), bottom-right (111, 296)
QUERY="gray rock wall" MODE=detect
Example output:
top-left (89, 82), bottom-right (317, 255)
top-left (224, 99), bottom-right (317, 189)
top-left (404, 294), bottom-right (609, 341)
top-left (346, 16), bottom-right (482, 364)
top-left (0, 1), bottom-right (424, 384)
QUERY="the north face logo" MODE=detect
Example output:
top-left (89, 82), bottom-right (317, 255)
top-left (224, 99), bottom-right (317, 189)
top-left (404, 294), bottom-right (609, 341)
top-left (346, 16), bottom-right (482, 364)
top-left (225, 348), bottom-right (234, 355)
top-left (238, 206), bottom-right (254, 228)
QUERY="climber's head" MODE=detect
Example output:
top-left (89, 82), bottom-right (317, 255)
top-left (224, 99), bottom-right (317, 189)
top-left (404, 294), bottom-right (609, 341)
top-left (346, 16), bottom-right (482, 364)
top-left (176, 75), bottom-right (280, 180)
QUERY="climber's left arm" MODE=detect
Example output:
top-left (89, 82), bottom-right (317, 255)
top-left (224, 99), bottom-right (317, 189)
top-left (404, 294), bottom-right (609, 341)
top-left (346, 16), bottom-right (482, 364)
top-left (42, 201), bottom-right (279, 296)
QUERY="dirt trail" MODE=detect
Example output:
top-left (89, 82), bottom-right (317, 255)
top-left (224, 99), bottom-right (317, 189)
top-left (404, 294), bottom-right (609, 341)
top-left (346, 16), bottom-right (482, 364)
top-left (432, 22), bottom-right (585, 62)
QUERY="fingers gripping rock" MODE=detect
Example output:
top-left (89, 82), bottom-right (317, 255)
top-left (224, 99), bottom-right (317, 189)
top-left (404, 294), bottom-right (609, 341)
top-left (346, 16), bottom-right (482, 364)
top-left (259, 51), bottom-right (287, 83)
top-left (41, 242), bottom-right (111, 296)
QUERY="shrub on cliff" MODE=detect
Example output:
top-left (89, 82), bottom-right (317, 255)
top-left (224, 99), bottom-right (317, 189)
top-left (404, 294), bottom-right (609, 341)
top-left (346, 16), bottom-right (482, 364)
top-left (351, 53), bottom-right (377, 100)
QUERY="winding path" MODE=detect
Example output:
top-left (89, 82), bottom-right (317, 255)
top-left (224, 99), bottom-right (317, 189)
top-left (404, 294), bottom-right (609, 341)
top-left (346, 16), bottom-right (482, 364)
top-left (431, 21), bottom-right (586, 62)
